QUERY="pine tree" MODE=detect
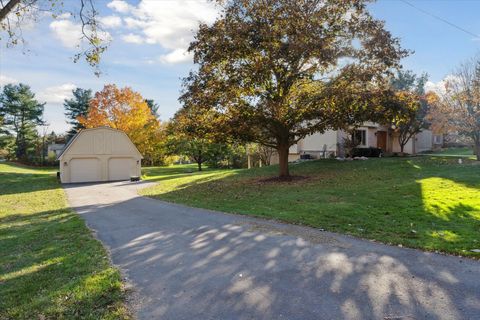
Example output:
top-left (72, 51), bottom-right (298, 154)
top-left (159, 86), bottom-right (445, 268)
top-left (64, 88), bottom-right (92, 140)
top-left (0, 83), bottom-right (44, 160)
top-left (145, 99), bottom-right (160, 117)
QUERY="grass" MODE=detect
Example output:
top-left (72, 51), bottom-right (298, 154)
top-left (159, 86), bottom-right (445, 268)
top-left (141, 158), bottom-right (480, 258)
top-left (422, 147), bottom-right (477, 159)
top-left (0, 163), bottom-right (130, 320)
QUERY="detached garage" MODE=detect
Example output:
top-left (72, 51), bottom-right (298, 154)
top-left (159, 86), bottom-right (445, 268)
top-left (58, 127), bottom-right (142, 183)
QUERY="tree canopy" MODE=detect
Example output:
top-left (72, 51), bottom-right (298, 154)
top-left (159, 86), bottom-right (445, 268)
top-left (182, 0), bottom-right (408, 177)
top-left (64, 88), bottom-right (92, 140)
top-left (78, 84), bottom-right (163, 163)
top-left (168, 104), bottom-right (227, 171)
top-left (432, 56), bottom-right (480, 160)
top-left (0, 83), bottom-right (45, 160)
top-left (387, 70), bottom-right (430, 153)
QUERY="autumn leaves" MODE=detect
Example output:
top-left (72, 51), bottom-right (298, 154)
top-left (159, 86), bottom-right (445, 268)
top-left (78, 84), bottom-right (165, 164)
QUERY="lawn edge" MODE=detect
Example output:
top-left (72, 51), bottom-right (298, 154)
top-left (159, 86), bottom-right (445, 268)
top-left (139, 187), bottom-right (480, 261)
top-left (62, 186), bottom-right (138, 319)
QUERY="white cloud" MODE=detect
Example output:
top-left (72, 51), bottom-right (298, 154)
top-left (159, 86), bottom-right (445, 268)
top-left (122, 33), bottom-right (144, 44)
top-left (49, 19), bottom-right (83, 48)
top-left (99, 15), bottom-right (122, 28)
top-left (50, 16), bottom-right (112, 49)
top-left (159, 48), bottom-right (193, 64)
top-left (37, 83), bottom-right (77, 104)
top-left (56, 13), bottom-right (71, 19)
top-left (112, 0), bottom-right (219, 64)
top-left (0, 75), bottom-right (18, 86)
top-left (425, 75), bottom-right (461, 95)
top-left (124, 17), bottom-right (148, 29)
top-left (107, 0), bottom-right (133, 14)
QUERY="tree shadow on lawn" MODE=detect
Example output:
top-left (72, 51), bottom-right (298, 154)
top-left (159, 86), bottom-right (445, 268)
top-left (142, 158), bottom-right (480, 258)
top-left (141, 167), bottom-right (236, 184)
top-left (0, 209), bottom-right (127, 319)
top-left (70, 195), bottom-right (480, 320)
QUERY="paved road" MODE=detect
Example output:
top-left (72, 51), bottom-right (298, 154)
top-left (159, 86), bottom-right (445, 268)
top-left (64, 181), bottom-right (480, 320)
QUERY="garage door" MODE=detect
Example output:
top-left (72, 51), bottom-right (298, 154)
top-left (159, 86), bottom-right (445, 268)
top-left (70, 158), bottom-right (101, 183)
top-left (108, 158), bottom-right (134, 181)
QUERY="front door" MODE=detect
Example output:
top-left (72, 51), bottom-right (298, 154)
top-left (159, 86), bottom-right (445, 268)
top-left (377, 131), bottom-right (387, 151)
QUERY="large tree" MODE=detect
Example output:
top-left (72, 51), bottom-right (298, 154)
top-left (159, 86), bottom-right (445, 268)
top-left (388, 70), bottom-right (430, 153)
top-left (0, 0), bottom-right (108, 74)
top-left (168, 104), bottom-right (225, 171)
top-left (439, 56), bottom-right (480, 160)
top-left (183, 0), bottom-right (408, 177)
top-left (78, 84), bottom-right (163, 163)
top-left (64, 88), bottom-right (92, 140)
top-left (0, 83), bottom-right (44, 160)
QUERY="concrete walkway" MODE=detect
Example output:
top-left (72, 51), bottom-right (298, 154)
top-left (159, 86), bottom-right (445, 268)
top-left (64, 181), bottom-right (480, 320)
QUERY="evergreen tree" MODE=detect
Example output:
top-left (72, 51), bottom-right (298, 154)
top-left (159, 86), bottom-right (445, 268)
top-left (145, 99), bottom-right (160, 117)
top-left (64, 88), bottom-right (92, 140)
top-left (0, 83), bottom-right (44, 160)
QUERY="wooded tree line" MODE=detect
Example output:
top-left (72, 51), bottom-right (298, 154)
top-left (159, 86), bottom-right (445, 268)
top-left (2, 0), bottom-right (479, 172)
top-left (0, 82), bottom-right (257, 169)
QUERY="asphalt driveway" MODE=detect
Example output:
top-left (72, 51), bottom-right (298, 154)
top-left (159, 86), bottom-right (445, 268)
top-left (64, 181), bottom-right (480, 320)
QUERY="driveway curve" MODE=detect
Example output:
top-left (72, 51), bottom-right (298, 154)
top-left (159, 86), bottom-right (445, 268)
top-left (64, 181), bottom-right (480, 320)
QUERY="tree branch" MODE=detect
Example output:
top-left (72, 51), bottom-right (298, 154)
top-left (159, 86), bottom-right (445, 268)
top-left (0, 0), bottom-right (22, 22)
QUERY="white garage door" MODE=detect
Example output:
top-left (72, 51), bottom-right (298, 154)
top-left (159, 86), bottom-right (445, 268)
top-left (108, 158), bottom-right (134, 181)
top-left (70, 158), bottom-right (101, 183)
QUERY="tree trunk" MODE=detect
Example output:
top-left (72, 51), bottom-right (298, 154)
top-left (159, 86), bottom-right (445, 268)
top-left (0, 0), bottom-right (22, 22)
top-left (277, 144), bottom-right (290, 178)
top-left (475, 139), bottom-right (480, 161)
top-left (400, 144), bottom-right (405, 153)
top-left (195, 149), bottom-right (203, 171)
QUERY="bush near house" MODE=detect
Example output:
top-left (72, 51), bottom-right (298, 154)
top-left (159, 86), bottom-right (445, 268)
top-left (141, 157), bottom-right (480, 258)
top-left (352, 147), bottom-right (383, 157)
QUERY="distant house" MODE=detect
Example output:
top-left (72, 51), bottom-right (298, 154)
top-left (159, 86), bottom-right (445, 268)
top-left (47, 143), bottom-right (66, 158)
top-left (432, 132), bottom-right (444, 150)
top-left (271, 122), bottom-right (435, 164)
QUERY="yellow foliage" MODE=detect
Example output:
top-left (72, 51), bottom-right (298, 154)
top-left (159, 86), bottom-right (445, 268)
top-left (78, 84), bottom-right (162, 159)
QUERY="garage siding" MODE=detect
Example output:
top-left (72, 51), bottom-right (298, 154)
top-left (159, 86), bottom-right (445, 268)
top-left (59, 127), bottom-right (142, 183)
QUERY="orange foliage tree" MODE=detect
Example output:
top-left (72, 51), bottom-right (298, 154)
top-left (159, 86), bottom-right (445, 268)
top-left (78, 84), bottom-right (165, 164)
top-left (425, 91), bottom-right (451, 136)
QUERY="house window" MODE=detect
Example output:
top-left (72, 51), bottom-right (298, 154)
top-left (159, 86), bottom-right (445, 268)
top-left (352, 129), bottom-right (367, 146)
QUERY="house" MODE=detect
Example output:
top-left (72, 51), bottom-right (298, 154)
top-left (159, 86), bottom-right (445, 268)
top-left (47, 143), bottom-right (66, 158)
top-left (271, 123), bottom-right (434, 164)
top-left (58, 127), bottom-right (142, 183)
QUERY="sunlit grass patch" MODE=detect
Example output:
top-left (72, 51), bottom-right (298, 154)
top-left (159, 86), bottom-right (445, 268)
top-left (420, 177), bottom-right (480, 220)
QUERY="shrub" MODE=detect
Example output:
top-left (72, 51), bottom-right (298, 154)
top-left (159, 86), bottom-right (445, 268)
top-left (352, 147), bottom-right (383, 157)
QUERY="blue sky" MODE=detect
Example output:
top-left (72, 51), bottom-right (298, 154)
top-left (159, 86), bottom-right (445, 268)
top-left (1, 0), bottom-right (479, 134)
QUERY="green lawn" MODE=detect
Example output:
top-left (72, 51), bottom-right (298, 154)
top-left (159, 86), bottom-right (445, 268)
top-left (141, 158), bottom-right (480, 258)
top-left (422, 147), bottom-right (476, 159)
top-left (0, 163), bottom-right (130, 319)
